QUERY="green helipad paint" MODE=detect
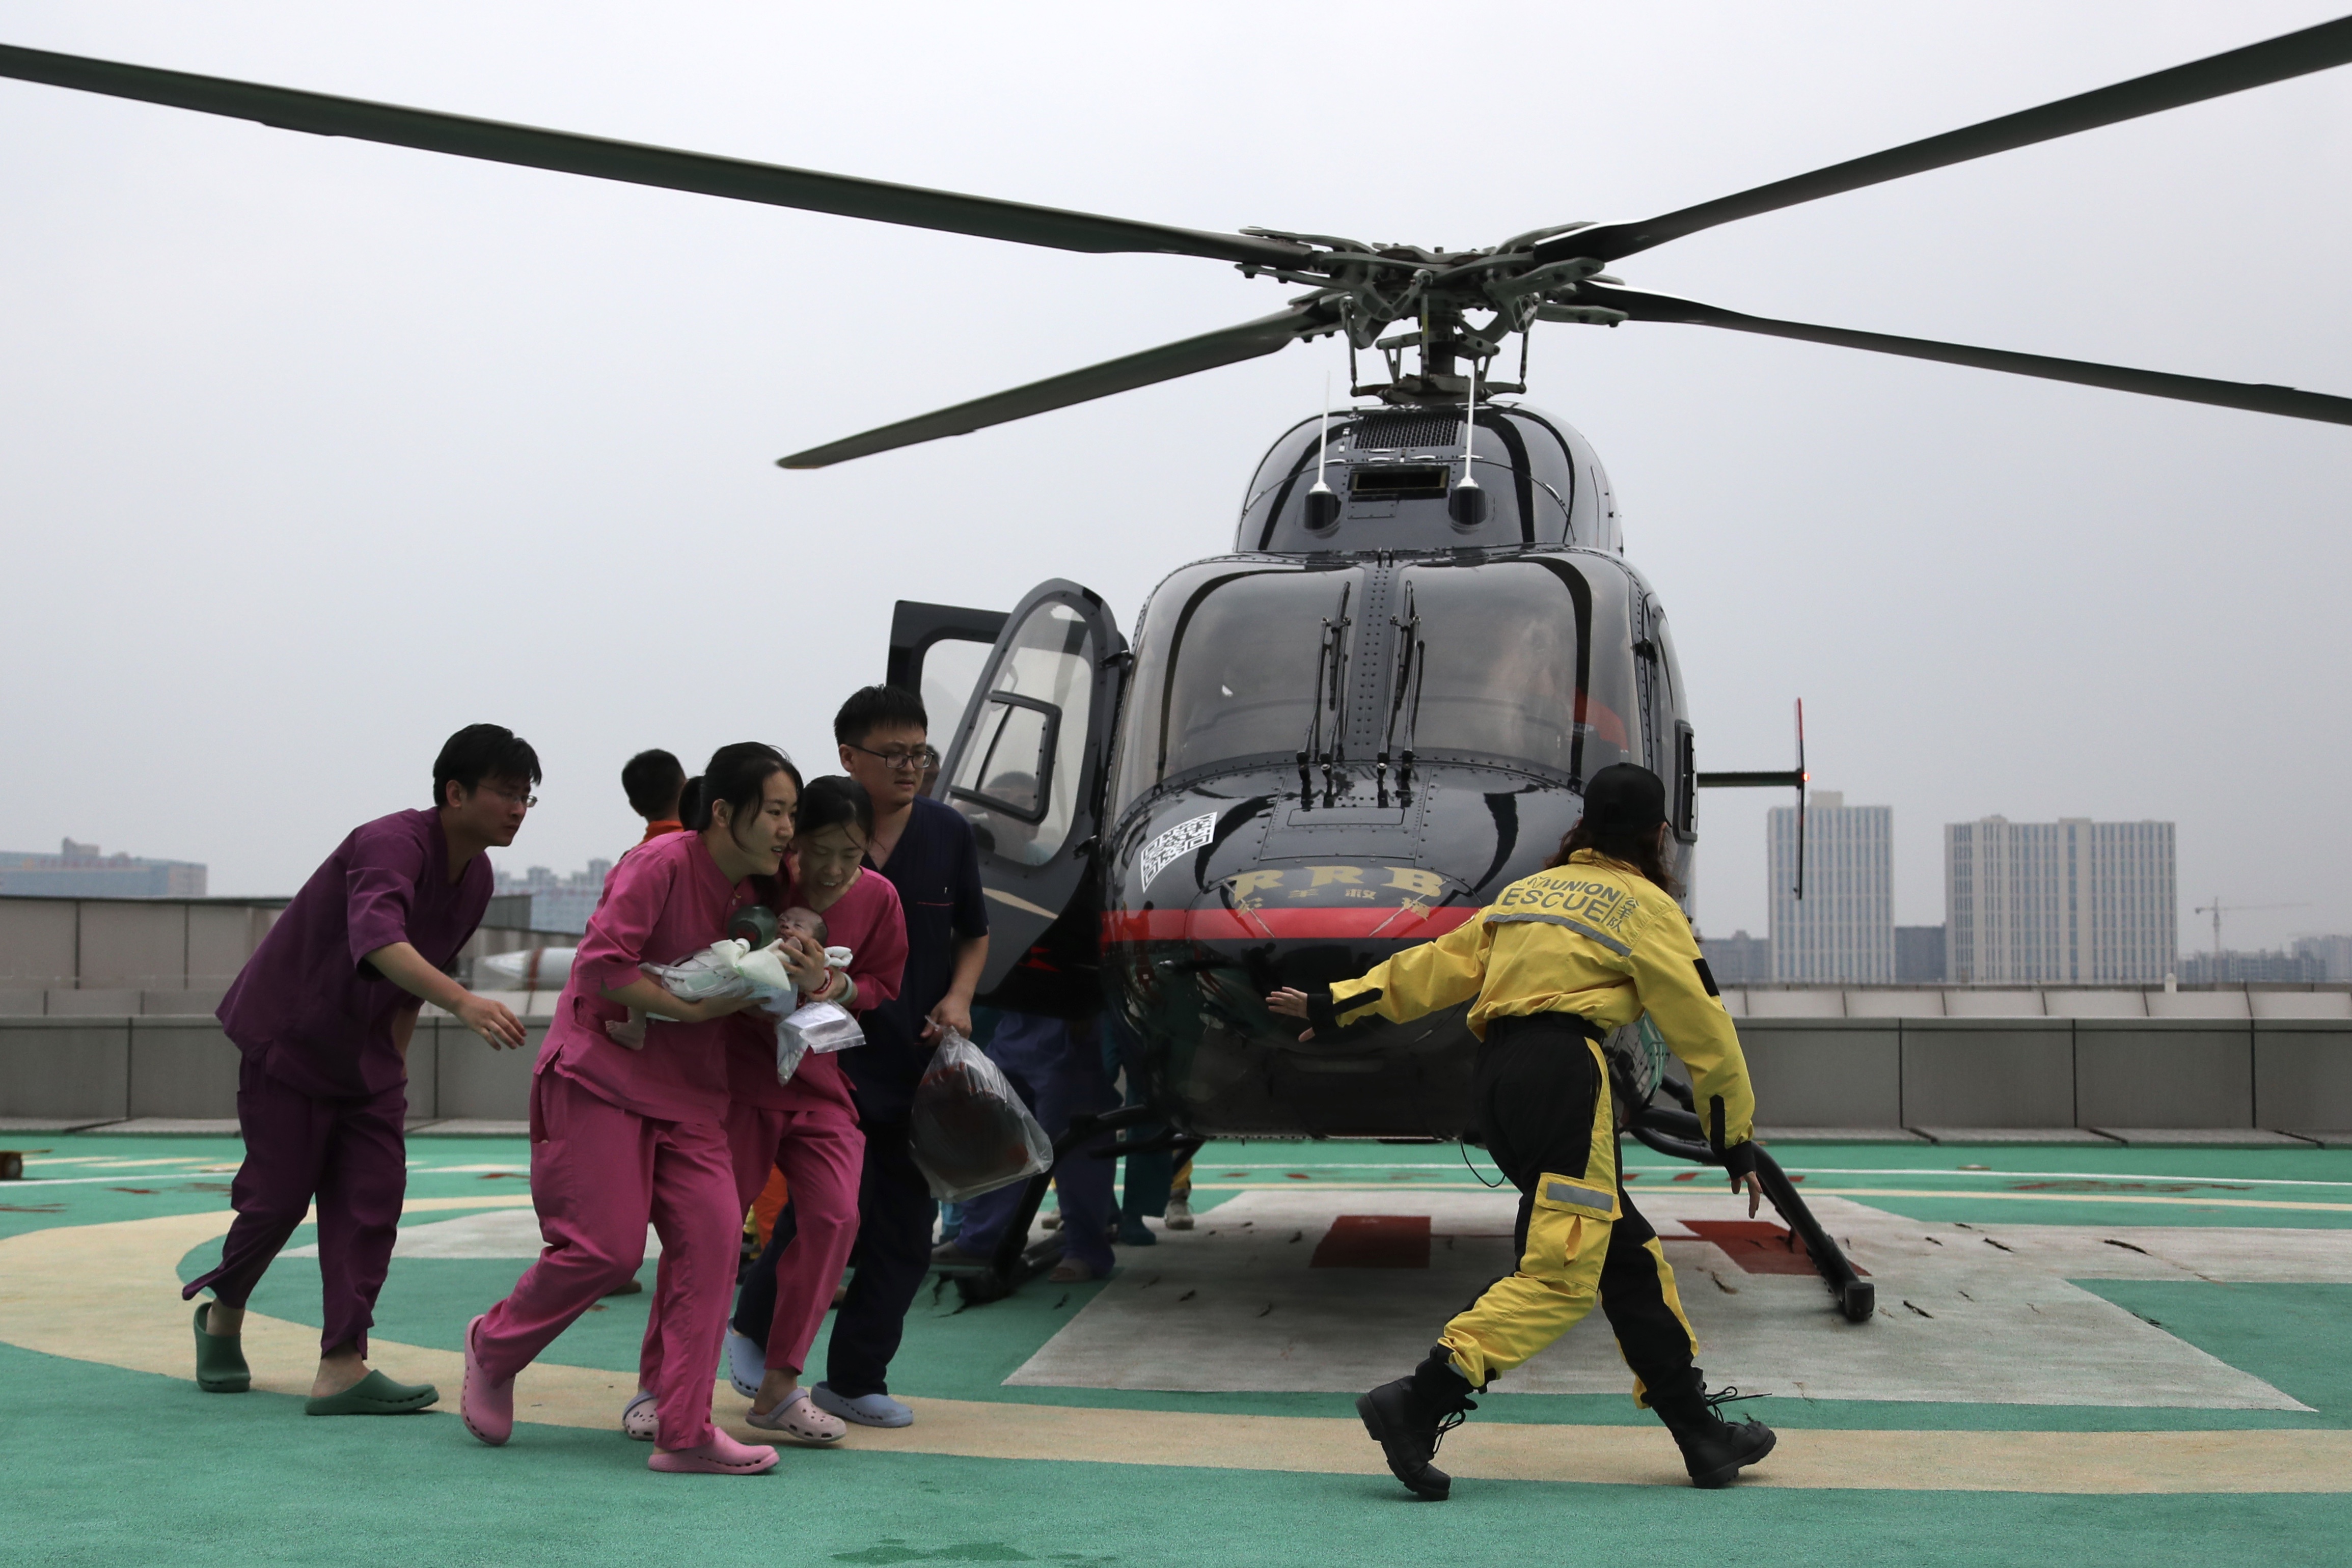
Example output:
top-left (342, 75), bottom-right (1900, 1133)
top-left (9, 1131), bottom-right (2352, 1563)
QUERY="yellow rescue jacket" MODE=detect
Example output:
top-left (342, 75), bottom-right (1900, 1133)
top-left (1328, 849), bottom-right (1757, 1149)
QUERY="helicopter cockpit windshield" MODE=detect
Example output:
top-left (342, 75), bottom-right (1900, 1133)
top-left (1113, 566), bottom-right (1335, 814)
top-left (1113, 556), bottom-right (1640, 816)
top-left (1399, 559), bottom-right (1635, 780)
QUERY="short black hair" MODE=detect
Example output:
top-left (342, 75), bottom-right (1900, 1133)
top-left (621, 749), bottom-right (686, 819)
top-left (834, 684), bottom-right (928, 748)
top-left (433, 724), bottom-right (541, 810)
top-left (796, 774), bottom-right (876, 842)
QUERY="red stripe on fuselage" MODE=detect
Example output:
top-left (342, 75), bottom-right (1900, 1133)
top-left (1102, 905), bottom-right (1479, 943)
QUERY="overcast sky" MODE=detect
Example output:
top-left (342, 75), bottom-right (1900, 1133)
top-left (2, 1), bottom-right (2346, 953)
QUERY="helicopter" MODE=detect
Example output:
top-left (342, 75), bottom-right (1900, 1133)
top-left (3, 18), bottom-right (2348, 1317)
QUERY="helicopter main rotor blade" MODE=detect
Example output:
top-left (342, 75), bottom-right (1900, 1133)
top-left (1572, 284), bottom-right (2352, 427)
top-left (779, 304), bottom-right (1333, 468)
top-left (0, 42), bottom-right (1309, 269)
top-left (1540, 14), bottom-right (2352, 265)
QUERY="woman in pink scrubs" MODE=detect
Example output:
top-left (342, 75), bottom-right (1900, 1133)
top-left (462, 742), bottom-right (825, 1474)
top-left (636, 775), bottom-right (908, 1444)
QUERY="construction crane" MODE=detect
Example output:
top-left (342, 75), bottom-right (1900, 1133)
top-left (2192, 898), bottom-right (2310, 956)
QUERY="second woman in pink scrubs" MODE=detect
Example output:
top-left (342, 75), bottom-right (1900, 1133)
top-left (462, 742), bottom-right (825, 1474)
top-left (637, 775), bottom-right (908, 1443)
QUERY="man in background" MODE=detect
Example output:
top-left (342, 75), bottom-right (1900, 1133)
top-left (622, 748), bottom-right (687, 844)
top-left (185, 724), bottom-right (536, 1414)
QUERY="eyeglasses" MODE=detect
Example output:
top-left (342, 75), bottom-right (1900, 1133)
top-left (480, 785), bottom-right (538, 808)
top-left (846, 743), bottom-right (940, 773)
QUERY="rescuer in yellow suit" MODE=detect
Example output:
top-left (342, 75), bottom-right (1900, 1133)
top-left (1269, 763), bottom-right (1775, 1500)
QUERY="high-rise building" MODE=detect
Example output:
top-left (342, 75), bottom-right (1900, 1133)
top-left (2293, 936), bottom-right (2352, 982)
top-left (0, 839), bottom-right (208, 897)
top-left (1945, 817), bottom-right (2174, 984)
top-left (494, 857), bottom-right (617, 934)
top-left (1698, 930), bottom-right (1772, 985)
top-left (1896, 925), bottom-right (1947, 983)
top-left (1768, 791), bottom-right (1892, 983)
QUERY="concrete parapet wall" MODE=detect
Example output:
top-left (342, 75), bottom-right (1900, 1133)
top-left (5, 1009), bottom-right (2349, 1131)
top-left (0, 1015), bottom-right (548, 1123)
top-left (1734, 1014), bottom-right (2348, 1130)
top-left (0, 894), bottom-right (572, 996)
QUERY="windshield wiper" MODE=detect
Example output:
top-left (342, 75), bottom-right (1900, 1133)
top-left (1296, 579), bottom-right (1352, 806)
top-left (1380, 583), bottom-right (1425, 805)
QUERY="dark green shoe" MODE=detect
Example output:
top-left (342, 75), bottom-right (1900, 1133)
top-left (193, 1302), bottom-right (250, 1393)
top-left (305, 1368), bottom-right (440, 1416)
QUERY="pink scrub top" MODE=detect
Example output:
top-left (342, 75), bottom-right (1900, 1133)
top-left (537, 828), bottom-right (755, 1125)
top-left (725, 867), bottom-right (909, 1117)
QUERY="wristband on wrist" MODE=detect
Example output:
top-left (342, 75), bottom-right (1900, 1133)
top-left (1720, 1138), bottom-right (1759, 1183)
top-left (1304, 985), bottom-right (1382, 1034)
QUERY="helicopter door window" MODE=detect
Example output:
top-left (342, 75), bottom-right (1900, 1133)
top-left (951, 602), bottom-right (1094, 867)
top-left (919, 638), bottom-right (993, 756)
top-left (1398, 560), bottom-right (1637, 780)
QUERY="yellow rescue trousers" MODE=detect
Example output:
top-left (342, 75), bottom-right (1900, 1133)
top-left (1439, 1012), bottom-right (1703, 1403)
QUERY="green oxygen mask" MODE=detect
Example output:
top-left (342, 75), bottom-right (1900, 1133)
top-left (728, 905), bottom-right (779, 950)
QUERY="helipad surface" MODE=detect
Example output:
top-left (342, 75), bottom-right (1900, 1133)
top-left (6, 1133), bottom-right (2352, 1565)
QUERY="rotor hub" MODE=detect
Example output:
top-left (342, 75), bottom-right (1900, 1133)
top-left (1240, 226), bottom-right (1630, 403)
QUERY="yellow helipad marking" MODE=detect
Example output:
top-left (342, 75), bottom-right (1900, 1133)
top-left (1188, 1182), bottom-right (2352, 1214)
top-left (4, 1204), bottom-right (2350, 1492)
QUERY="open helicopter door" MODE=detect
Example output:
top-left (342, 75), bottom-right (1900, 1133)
top-left (934, 580), bottom-right (1128, 998)
top-left (887, 600), bottom-right (1009, 753)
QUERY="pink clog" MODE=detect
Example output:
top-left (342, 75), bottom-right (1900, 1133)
top-left (461, 1314), bottom-right (513, 1447)
top-left (648, 1429), bottom-right (780, 1475)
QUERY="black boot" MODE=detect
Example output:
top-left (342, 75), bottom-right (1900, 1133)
top-left (1355, 1347), bottom-right (1477, 1501)
top-left (1650, 1378), bottom-right (1775, 1489)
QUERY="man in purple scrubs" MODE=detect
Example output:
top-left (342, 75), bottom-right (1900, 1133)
top-left (184, 725), bottom-right (537, 1414)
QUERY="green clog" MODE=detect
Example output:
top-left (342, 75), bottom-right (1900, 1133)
top-left (193, 1302), bottom-right (250, 1393)
top-left (304, 1369), bottom-right (440, 1416)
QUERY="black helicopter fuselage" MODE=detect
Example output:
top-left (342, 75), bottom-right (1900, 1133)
top-left (929, 400), bottom-right (1701, 1141)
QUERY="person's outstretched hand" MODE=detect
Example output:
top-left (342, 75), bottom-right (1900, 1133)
top-left (1732, 1171), bottom-right (1762, 1217)
top-left (455, 992), bottom-right (527, 1050)
top-left (1265, 987), bottom-right (1316, 1041)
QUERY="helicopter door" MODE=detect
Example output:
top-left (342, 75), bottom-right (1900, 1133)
top-left (887, 599), bottom-right (1009, 751)
top-left (935, 579), bottom-right (1129, 993)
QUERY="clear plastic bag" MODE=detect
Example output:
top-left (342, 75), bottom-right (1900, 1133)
top-left (773, 999), bottom-right (864, 1085)
top-left (907, 1029), bottom-right (1053, 1202)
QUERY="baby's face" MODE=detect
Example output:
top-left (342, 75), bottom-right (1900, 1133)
top-left (780, 908), bottom-right (828, 944)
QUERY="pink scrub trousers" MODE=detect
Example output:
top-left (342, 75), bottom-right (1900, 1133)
top-left (472, 1070), bottom-right (739, 1450)
top-left (643, 1101), bottom-right (864, 1384)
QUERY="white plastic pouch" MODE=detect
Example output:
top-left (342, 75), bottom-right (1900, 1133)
top-left (773, 999), bottom-right (865, 1085)
top-left (907, 1030), bottom-right (1053, 1202)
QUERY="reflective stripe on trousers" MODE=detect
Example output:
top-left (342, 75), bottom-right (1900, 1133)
top-left (1439, 1013), bottom-right (1701, 1403)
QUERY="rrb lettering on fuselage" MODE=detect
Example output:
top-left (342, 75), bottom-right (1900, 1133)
top-left (1223, 866), bottom-right (1450, 897)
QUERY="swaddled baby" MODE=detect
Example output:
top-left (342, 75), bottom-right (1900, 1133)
top-left (782, 906), bottom-right (858, 1004)
top-left (605, 906), bottom-right (851, 1049)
